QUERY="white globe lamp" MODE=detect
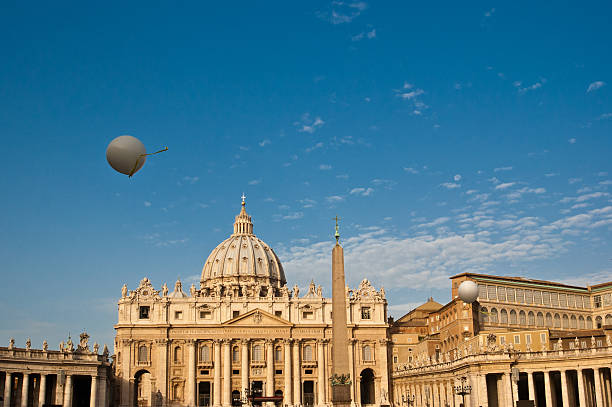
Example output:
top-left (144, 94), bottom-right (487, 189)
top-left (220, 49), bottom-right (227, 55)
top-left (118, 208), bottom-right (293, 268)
top-left (458, 280), bottom-right (478, 304)
top-left (106, 135), bottom-right (147, 177)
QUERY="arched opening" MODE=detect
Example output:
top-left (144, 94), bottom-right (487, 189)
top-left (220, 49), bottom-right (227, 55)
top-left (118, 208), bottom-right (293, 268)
top-left (360, 368), bottom-right (375, 406)
top-left (134, 370), bottom-right (152, 407)
top-left (231, 390), bottom-right (241, 406)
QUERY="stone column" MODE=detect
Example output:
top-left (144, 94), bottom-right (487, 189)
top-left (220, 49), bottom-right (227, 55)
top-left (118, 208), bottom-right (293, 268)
top-left (63, 375), bottom-right (72, 407)
top-left (511, 374), bottom-right (519, 406)
top-left (241, 340), bottom-right (250, 401)
top-left (577, 369), bottom-right (586, 407)
top-left (5, 373), bottom-right (12, 407)
top-left (214, 340), bottom-right (222, 407)
top-left (559, 370), bottom-right (569, 407)
top-left (121, 340), bottom-right (132, 407)
top-left (90, 376), bottom-right (98, 407)
top-left (348, 339), bottom-right (356, 407)
top-left (187, 341), bottom-right (196, 407)
top-left (293, 340), bottom-right (301, 406)
top-left (38, 374), bottom-right (47, 407)
top-left (223, 340), bottom-right (232, 407)
top-left (527, 372), bottom-right (536, 405)
top-left (266, 340), bottom-right (274, 407)
top-left (284, 340), bottom-right (293, 407)
top-left (317, 341), bottom-right (325, 406)
top-left (156, 339), bottom-right (168, 407)
top-left (22, 373), bottom-right (30, 407)
top-left (378, 339), bottom-right (389, 405)
top-left (543, 371), bottom-right (553, 407)
top-left (99, 377), bottom-right (107, 407)
top-left (594, 368), bottom-right (604, 407)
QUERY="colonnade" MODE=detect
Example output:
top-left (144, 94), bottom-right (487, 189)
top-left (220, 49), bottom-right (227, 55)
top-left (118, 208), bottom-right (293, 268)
top-left (2, 371), bottom-right (107, 407)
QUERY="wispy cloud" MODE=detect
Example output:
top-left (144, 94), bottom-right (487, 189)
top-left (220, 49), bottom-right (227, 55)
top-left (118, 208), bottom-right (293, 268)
top-left (144, 201), bottom-right (152, 207)
top-left (181, 176), bottom-right (200, 184)
top-left (484, 8), bottom-right (495, 17)
top-left (317, 1), bottom-right (368, 24)
top-left (517, 79), bottom-right (546, 94)
top-left (351, 28), bottom-right (376, 41)
top-left (326, 195), bottom-right (345, 203)
top-left (568, 138), bottom-right (577, 144)
top-left (495, 182), bottom-right (516, 190)
top-left (319, 164), bottom-right (332, 170)
top-left (494, 166), bottom-right (513, 172)
top-left (259, 139), bottom-right (271, 147)
top-left (441, 182), bottom-right (461, 189)
top-left (248, 179), bottom-right (262, 185)
top-left (349, 187), bottom-right (374, 196)
top-left (295, 114), bottom-right (325, 134)
top-left (587, 81), bottom-right (606, 93)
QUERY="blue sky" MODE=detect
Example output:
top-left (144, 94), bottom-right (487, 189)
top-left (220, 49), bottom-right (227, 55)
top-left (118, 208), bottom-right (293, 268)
top-left (1, 1), bottom-right (611, 350)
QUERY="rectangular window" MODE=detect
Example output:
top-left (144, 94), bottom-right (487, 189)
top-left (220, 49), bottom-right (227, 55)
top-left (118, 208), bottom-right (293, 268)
top-left (575, 296), bottom-right (583, 308)
top-left (507, 288), bottom-right (516, 302)
top-left (526, 334), bottom-right (531, 344)
top-left (583, 296), bottom-right (591, 309)
top-left (567, 294), bottom-right (576, 308)
top-left (500, 336), bottom-right (506, 345)
top-left (478, 284), bottom-right (487, 299)
top-left (559, 293), bottom-right (567, 308)
top-left (542, 291), bottom-right (551, 305)
top-left (200, 370), bottom-right (210, 375)
top-left (594, 295), bottom-right (602, 308)
top-left (233, 311), bottom-right (240, 318)
top-left (275, 369), bottom-right (283, 375)
top-left (175, 311), bottom-right (183, 320)
top-left (393, 355), bottom-right (398, 363)
top-left (361, 307), bottom-right (371, 319)
top-left (139, 306), bottom-right (150, 319)
top-left (497, 286), bottom-right (506, 301)
top-left (516, 289), bottom-right (525, 303)
top-left (533, 291), bottom-right (542, 304)
top-left (487, 285), bottom-right (497, 300)
top-left (540, 333), bottom-right (547, 343)
top-left (604, 293), bottom-right (612, 306)
top-left (569, 342), bottom-right (575, 349)
top-left (275, 311), bottom-right (282, 318)
top-left (304, 369), bottom-right (313, 375)
top-left (514, 335), bottom-right (520, 344)
top-left (551, 293), bottom-right (559, 306)
top-left (200, 311), bottom-right (212, 319)
top-left (525, 290), bottom-right (533, 304)
top-left (303, 311), bottom-right (314, 320)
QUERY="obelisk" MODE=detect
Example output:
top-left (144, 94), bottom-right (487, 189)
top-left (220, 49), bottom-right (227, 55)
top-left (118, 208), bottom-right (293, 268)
top-left (331, 217), bottom-right (351, 407)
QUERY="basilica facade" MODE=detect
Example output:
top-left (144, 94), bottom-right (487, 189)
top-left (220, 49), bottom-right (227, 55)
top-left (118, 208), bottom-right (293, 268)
top-left (114, 202), bottom-right (390, 407)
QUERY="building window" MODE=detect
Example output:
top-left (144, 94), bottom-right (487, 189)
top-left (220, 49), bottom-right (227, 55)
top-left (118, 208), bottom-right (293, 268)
top-left (507, 288), bottom-right (515, 302)
top-left (393, 355), bottom-right (398, 363)
top-left (509, 310), bottom-right (517, 325)
top-left (275, 311), bottom-right (282, 318)
top-left (303, 311), bottom-right (314, 320)
top-left (587, 316), bottom-right (593, 329)
top-left (526, 334), bottom-right (531, 345)
top-left (537, 312), bottom-right (544, 327)
top-left (500, 336), bottom-right (506, 345)
top-left (562, 314), bottom-right (569, 329)
top-left (579, 316), bottom-right (585, 329)
top-left (498, 286), bottom-right (506, 301)
top-left (138, 345), bottom-right (148, 363)
top-left (546, 313), bottom-right (553, 327)
top-left (519, 310), bottom-right (526, 325)
top-left (303, 345), bottom-right (313, 361)
top-left (559, 294), bottom-right (567, 308)
top-left (490, 308), bottom-right (498, 323)
top-left (596, 316), bottom-right (603, 329)
top-left (554, 314), bottom-right (561, 328)
top-left (514, 335), bottom-right (520, 344)
top-left (139, 306), bottom-right (150, 319)
top-left (516, 289), bottom-right (525, 303)
top-left (540, 333), bottom-right (547, 343)
top-left (233, 311), bottom-right (240, 319)
top-left (525, 290), bottom-right (533, 304)
top-left (232, 346), bottom-right (239, 363)
top-left (594, 295), bottom-right (602, 308)
top-left (200, 310), bottom-right (212, 319)
top-left (500, 309), bottom-right (508, 324)
top-left (174, 346), bottom-right (182, 363)
top-left (362, 345), bottom-right (372, 361)
top-left (480, 307), bottom-right (489, 324)
top-left (275, 346), bottom-right (282, 362)
top-left (606, 314), bottom-right (612, 325)
top-left (233, 370), bottom-right (240, 375)
top-left (361, 307), bottom-right (371, 320)
top-left (487, 285), bottom-right (497, 300)
top-left (175, 311), bottom-right (183, 320)
top-left (253, 345), bottom-right (263, 361)
top-left (478, 284), bottom-right (487, 299)
top-left (533, 291), bottom-right (542, 304)
top-left (200, 345), bottom-right (210, 362)
top-left (528, 311), bottom-right (535, 326)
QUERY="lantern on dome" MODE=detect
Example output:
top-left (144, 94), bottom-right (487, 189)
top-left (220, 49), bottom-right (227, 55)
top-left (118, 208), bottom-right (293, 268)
top-left (106, 135), bottom-right (167, 177)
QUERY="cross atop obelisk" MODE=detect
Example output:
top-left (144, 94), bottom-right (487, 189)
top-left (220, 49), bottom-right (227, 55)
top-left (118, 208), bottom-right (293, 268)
top-left (333, 215), bottom-right (341, 244)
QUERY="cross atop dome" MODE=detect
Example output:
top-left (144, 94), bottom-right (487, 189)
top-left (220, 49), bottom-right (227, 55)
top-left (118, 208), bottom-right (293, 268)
top-left (241, 193), bottom-right (246, 205)
top-left (233, 197), bottom-right (254, 235)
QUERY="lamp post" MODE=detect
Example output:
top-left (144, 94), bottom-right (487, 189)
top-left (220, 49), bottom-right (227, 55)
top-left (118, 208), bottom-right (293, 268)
top-left (401, 393), bottom-right (415, 406)
top-left (454, 377), bottom-right (471, 407)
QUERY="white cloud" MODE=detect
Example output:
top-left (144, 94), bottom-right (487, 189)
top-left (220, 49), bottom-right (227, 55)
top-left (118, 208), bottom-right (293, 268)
top-left (494, 166), bottom-right (513, 172)
top-left (144, 201), bottom-right (152, 207)
top-left (296, 114), bottom-right (325, 134)
top-left (417, 217), bottom-right (450, 228)
top-left (319, 164), bottom-right (332, 170)
top-left (518, 80), bottom-right (545, 94)
top-left (248, 179), bottom-right (261, 185)
top-left (495, 182), bottom-right (516, 190)
top-left (568, 138), bottom-right (576, 144)
top-left (587, 81), bottom-right (606, 93)
top-left (560, 192), bottom-right (610, 204)
top-left (454, 174), bottom-right (462, 181)
top-left (182, 176), bottom-right (200, 184)
top-left (306, 142), bottom-right (324, 153)
top-left (283, 212), bottom-right (304, 220)
top-left (259, 139), bottom-right (271, 147)
top-left (398, 89), bottom-right (424, 100)
top-left (318, 1), bottom-right (368, 24)
top-left (484, 8), bottom-right (495, 17)
top-left (441, 182), bottom-right (461, 189)
top-left (325, 195), bottom-right (345, 203)
top-left (404, 167), bottom-right (419, 174)
top-left (351, 28), bottom-right (376, 41)
top-left (598, 113), bottom-right (612, 120)
top-left (568, 178), bottom-right (582, 184)
top-left (350, 187), bottom-right (374, 196)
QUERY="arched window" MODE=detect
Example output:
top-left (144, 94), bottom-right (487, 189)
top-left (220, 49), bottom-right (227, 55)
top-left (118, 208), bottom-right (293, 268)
top-left (500, 309), bottom-right (508, 324)
top-left (303, 345), bottom-right (313, 361)
top-left (232, 346), bottom-right (239, 363)
top-left (546, 313), bottom-right (553, 327)
top-left (606, 314), bottom-right (612, 326)
top-left (596, 316), bottom-right (603, 329)
top-left (562, 315), bottom-right (569, 329)
top-left (138, 345), bottom-right (148, 363)
top-left (362, 345), bottom-right (372, 361)
top-left (587, 316), bottom-right (593, 329)
top-left (570, 315), bottom-right (577, 329)
top-left (490, 308), bottom-right (498, 324)
top-left (509, 309), bottom-right (517, 325)
top-left (253, 345), bottom-right (263, 361)
top-left (480, 307), bottom-right (489, 324)
top-left (537, 312), bottom-right (544, 327)
top-left (519, 310), bottom-right (526, 325)
top-left (554, 314), bottom-right (561, 328)
top-left (528, 311), bottom-right (535, 326)
top-left (200, 345), bottom-right (210, 362)
top-left (174, 346), bottom-right (182, 364)
top-left (275, 346), bottom-right (282, 362)
top-left (578, 316), bottom-right (585, 329)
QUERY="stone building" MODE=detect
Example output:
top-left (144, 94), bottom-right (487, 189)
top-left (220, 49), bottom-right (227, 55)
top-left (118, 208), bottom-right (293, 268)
top-left (391, 272), bottom-right (612, 407)
top-left (0, 333), bottom-right (111, 407)
top-left (114, 201), bottom-right (390, 407)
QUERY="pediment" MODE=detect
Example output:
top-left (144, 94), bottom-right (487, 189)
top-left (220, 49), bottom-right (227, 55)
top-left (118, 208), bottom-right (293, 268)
top-left (223, 309), bottom-right (292, 327)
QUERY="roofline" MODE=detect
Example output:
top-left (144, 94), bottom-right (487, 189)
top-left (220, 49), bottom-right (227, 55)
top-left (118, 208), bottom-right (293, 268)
top-left (450, 272), bottom-right (592, 292)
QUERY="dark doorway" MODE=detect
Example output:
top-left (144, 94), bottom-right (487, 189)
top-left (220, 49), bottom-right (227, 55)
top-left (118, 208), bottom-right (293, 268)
top-left (518, 373), bottom-right (529, 401)
top-left (551, 372), bottom-right (562, 407)
top-left (198, 382), bottom-right (211, 407)
top-left (134, 370), bottom-right (151, 407)
top-left (72, 375), bottom-right (92, 407)
top-left (303, 381), bottom-right (315, 407)
top-left (486, 374), bottom-right (501, 407)
top-left (251, 381), bottom-right (263, 407)
top-left (274, 390), bottom-right (283, 407)
top-left (232, 390), bottom-right (241, 406)
top-left (360, 369), bottom-right (375, 405)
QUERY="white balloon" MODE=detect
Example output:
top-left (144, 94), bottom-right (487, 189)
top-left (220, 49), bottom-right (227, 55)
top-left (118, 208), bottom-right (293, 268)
top-left (458, 280), bottom-right (479, 304)
top-left (106, 135), bottom-right (147, 176)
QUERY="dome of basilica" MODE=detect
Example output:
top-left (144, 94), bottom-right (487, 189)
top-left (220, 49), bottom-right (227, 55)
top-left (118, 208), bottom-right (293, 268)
top-left (200, 200), bottom-right (286, 297)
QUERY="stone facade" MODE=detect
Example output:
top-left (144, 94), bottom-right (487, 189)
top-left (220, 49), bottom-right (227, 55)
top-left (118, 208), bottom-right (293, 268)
top-left (114, 202), bottom-right (390, 407)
